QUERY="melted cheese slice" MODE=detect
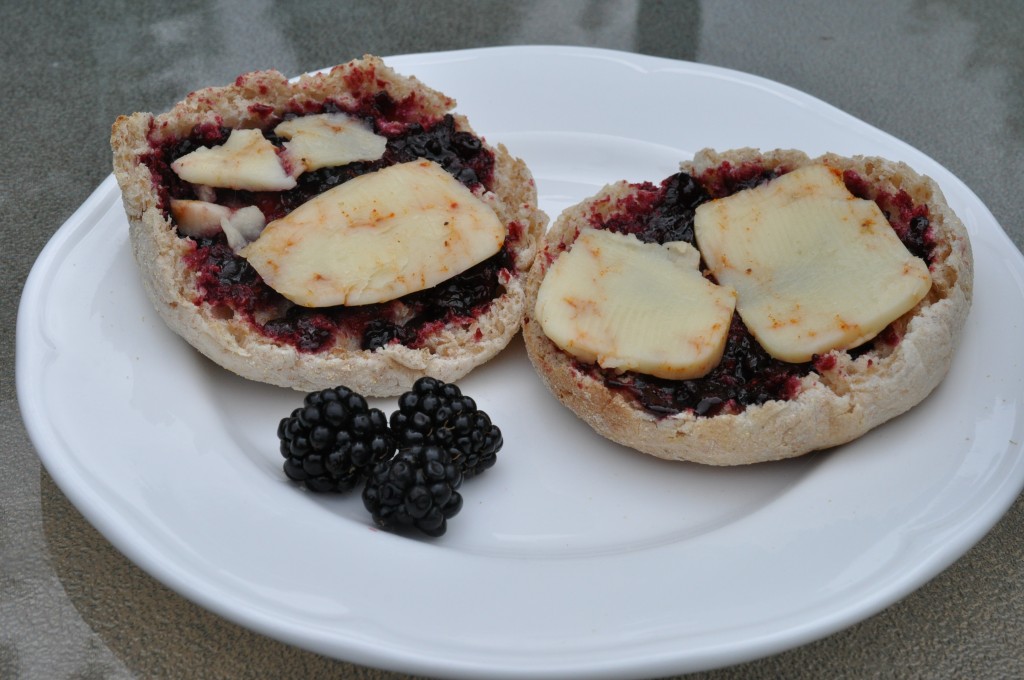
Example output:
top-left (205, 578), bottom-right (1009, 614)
top-left (170, 129), bottom-right (296, 191)
top-left (170, 198), bottom-right (231, 239)
top-left (535, 228), bottom-right (736, 380)
top-left (274, 113), bottom-right (388, 174)
top-left (170, 199), bottom-right (267, 251)
top-left (239, 160), bottom-right (505, 307)
top-left (694, 164), bottom-right (932, 362)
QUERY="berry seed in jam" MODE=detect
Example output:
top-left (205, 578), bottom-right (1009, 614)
top-left (148, 105), bottom-right (504, 355)
top-left (586, 163), bottom-right (934, 418)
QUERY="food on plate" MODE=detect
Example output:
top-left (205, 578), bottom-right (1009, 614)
top-left (387, 375), bottom-right (502, 479)
top-left (278, 385), bottom-right (396, 493)
top-left (533, 228), bottom-right (737, 380)
top-left (523, 148), bottom-right (974, 465)
top-left (362, 443), bottom-right (465, 538)
top-left (363, 377), bottom-right (503, 536)
top-left (277, 378), bottom-right (502, 537)
top-left (111, 55), bottom-right (547, 396)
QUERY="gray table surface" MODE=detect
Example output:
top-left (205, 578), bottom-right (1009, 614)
top-left (4, 1), bottom-right (1023, 678)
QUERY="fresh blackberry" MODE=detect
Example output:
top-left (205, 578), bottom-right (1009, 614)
top-left (362, 444), bottom-right (464, 537)
top-left (278, 386), bottom-right (395, 493)
top-left (390, 377), bottom-right (502, 478)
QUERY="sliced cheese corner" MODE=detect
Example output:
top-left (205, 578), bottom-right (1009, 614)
top-left (535, 228), bottom-right (737, 380)
top-left (694, 164), bottom-right (932, 363)
top-left (169, 198), bottom-right (267, 252)
top-left (274, 112), bottom-right (388, 174)
top-left (239, 160), bottom-right (505, 307)
top-left (170, 128), bottom-right (296, 191)
top-left (170, 198), bottom-right (232, 239)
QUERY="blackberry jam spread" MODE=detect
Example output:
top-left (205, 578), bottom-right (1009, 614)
top-left (586, 161), bottom-right (936, 418)
top-left (143, 100), bottom-right (510, 354)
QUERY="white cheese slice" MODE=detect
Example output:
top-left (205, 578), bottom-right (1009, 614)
top-left (170, 128), bottom-right (296, 191)
top-left (239, 160), bottom-right (505, 307)
top-left (220, 206), bottom-right (267, 252)
top-left (694, 164), bottom-right (932, 363)
top-left (169, 198), bottom-right (231, 239)
top-left (274, 113), bottom-right (387, 174)
top-left (169, 199), bottom-right (267, 252)
top-left (535, 228), bottom-right (737, 380)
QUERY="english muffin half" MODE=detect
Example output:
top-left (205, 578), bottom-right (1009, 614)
top-left (112, 55), bottom-right (547, 396)
top-left (523, 148), bottom-right (972, 465)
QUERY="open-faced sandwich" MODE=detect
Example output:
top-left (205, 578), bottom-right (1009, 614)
top-left (112, 55), bottom-right (547, 396)
top-left (523, 148), bottom-right (973, 464)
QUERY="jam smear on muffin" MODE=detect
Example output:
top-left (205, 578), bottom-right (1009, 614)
top-left (142, 99), bottom-right (510, 355)
top-left (586, 162), bottom-right (935, 418)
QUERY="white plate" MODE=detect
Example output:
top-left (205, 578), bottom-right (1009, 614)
top-left (17, 46), bottom-right (1024, 679)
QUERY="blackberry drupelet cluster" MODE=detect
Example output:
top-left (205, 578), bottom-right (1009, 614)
top-left (361, 444), bottom-right (464, 537)
top-left (278, 386), bottom-right (396, 492)
top-left (389, 377), bottom-right (502, 479)
top-left (278, 378), bottom-right (502, 537)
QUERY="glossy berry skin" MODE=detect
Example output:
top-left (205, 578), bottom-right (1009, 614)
top-left (390, 377), bottom-right (502, 478)
top-left (362, 444), bottom-right (464, 537)
top-left (278, 386), bottom-right (395, 492)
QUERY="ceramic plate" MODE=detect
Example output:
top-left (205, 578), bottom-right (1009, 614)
top-left (17, 46), bottom-right (1024, 679)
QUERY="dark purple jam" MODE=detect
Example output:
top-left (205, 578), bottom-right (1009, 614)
top-left (144, 103), bottom-right (504, 354)
top-left (597, 172), bottom-right (711, 246)
top-left (842, 169), bottom-right (934, 264)
top-left (186, 232), bottom-right (513, 354)
top-left (602, 315), bottom-right (804, 417)
top-left (587, 163), bottom-right (934, 418)
top-left (144, 110), bottom-right (494, 219)
top-left (697, 160), bottom-right (780, 199)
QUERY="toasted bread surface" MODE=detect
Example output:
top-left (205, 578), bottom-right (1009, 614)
top-left (112, 56), bottom-right (547, 396)
top-left (523, 148), bottom-right (973, 465)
